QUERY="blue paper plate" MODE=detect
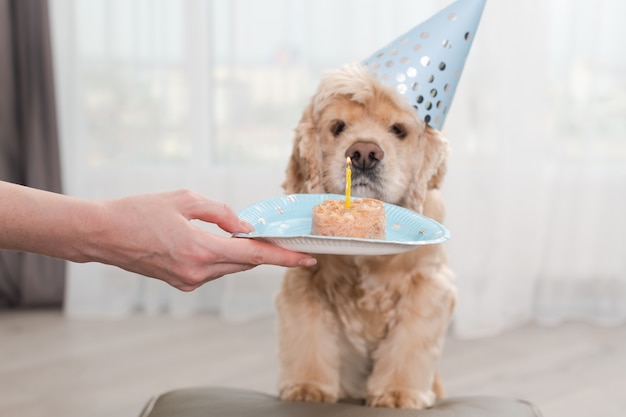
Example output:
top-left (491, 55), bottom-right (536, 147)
top-left (233, 194), bottom-right (450, 255)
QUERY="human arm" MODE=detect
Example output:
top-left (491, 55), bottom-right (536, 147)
top-left (0, 181), bottom-right (316, 291)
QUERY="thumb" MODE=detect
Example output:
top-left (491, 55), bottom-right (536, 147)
top-left (184, 194), bottom-right (254, 234)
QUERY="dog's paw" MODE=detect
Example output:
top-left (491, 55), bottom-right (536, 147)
top-left (280, 383), bottom-right (337, 403)
top-left (367, 389), bottom-right (435, 409)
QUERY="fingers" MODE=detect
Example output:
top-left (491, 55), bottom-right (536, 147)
top-left (172, 242), bottom-right (316, 291)
top-left (218, 235), bottom-right (317, 268)
top-left (173, 263), bottom-right (257, 291)
top-left (167, 231), bottom-right (316, 291)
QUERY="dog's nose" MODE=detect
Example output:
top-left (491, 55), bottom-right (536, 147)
top-left (345, 142), bottom-right (384, 170)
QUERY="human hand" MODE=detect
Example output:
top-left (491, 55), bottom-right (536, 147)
top-left (89, 190), bottom-right (316, 291)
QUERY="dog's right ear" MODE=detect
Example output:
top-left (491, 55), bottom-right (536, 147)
top-left (404, 125), bottom-right (449, 213)
top-left (282, 102), bottom-right (325, 194)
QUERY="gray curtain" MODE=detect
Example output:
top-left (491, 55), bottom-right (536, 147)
top-left (0, 0), bottom-right (65, 308)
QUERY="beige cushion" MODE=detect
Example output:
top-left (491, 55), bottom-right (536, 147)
top-left (139, 387), bottom-right (542, 417)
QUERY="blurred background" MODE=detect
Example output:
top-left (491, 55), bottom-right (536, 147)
top-left (1, 0), bottom-right (625, 416)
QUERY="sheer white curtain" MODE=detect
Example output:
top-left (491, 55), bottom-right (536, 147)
top-left (444, 0), bottom-right (626, 337)
top-left (50, 0), bottom-right (626, 336)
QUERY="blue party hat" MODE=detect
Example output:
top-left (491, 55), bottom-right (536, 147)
top-left (362, 0), bottom-right (486, 130)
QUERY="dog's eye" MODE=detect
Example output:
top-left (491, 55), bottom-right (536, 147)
top-left (330, 121), bottom-right (346, 137)
top-left (390, 123), bottom-right (408, 139)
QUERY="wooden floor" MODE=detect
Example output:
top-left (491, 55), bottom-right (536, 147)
top-left (1, 311), bottom-right (625, 417)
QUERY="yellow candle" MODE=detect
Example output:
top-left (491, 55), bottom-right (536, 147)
top-left (345, 156), bottom-right (352, 208)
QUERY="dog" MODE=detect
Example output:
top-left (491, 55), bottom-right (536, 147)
top-left (275, 63), bottom-right (456, 410)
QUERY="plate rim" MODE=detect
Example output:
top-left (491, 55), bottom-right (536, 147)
top-left (234, 193), bottom-right (450, 246)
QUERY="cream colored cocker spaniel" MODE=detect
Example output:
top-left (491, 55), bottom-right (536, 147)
top-left (276, 64), bottom-right (456, 410)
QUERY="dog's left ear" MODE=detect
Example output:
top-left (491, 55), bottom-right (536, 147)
top-left (427, 127), bottom-right (448, 191)
top-left (406, 125), bottom-right (449, 213)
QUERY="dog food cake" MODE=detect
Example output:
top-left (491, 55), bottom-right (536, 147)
top-left (311, 198), bottom-right (386, 239)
